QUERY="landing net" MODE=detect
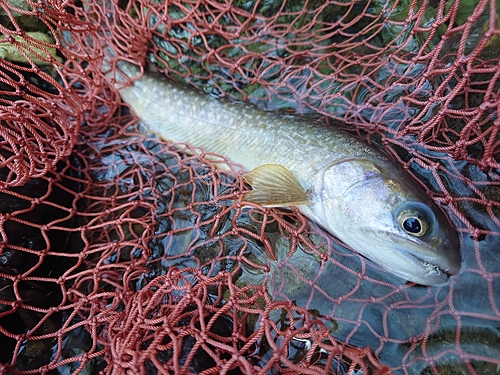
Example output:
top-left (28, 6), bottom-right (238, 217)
top-left (0, 0), bottom-right (499, 374)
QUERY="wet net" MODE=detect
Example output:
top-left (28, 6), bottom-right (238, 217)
top-left (0, 0), bottom-right (499, 374)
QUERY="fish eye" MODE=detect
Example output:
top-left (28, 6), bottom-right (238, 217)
top-left (402, 216), bottom-right (424, 235)
top-left (397, 203), bottom-right (434, 237)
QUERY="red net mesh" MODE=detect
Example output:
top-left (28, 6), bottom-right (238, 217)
top-left (0, 0), bottom-right (499, 374)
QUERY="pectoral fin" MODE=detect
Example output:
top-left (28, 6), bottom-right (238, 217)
top-left (243, 164), bottom-right (310, 207)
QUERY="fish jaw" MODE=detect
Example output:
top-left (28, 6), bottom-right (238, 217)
top-left (346, 230), bottom-right (461, 285)
top-left (303, 158), bottom-right (461, 286)
top-left (387, 236), bottom-right (461, 285)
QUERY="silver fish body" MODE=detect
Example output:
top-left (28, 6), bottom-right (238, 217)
top-left (109, 62), bottom-right (461, 286)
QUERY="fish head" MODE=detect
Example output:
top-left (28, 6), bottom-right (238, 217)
top-left (312, 158), bottom-right (461, 286)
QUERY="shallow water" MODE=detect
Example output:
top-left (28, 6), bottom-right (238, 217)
top-left (0, 0), bottom-right (497, 372)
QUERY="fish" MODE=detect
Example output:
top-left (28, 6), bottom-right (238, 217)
top-left (104, 60), bottom-right (461, 286)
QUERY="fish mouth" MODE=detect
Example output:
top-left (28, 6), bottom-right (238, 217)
top-left (386, 232), bottom-right (460, 285)
top-left (403, 252), bottom-right (456, 285)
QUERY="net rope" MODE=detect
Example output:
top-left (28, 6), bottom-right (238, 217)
top-left (0, 0), bottom-right (499, 373)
